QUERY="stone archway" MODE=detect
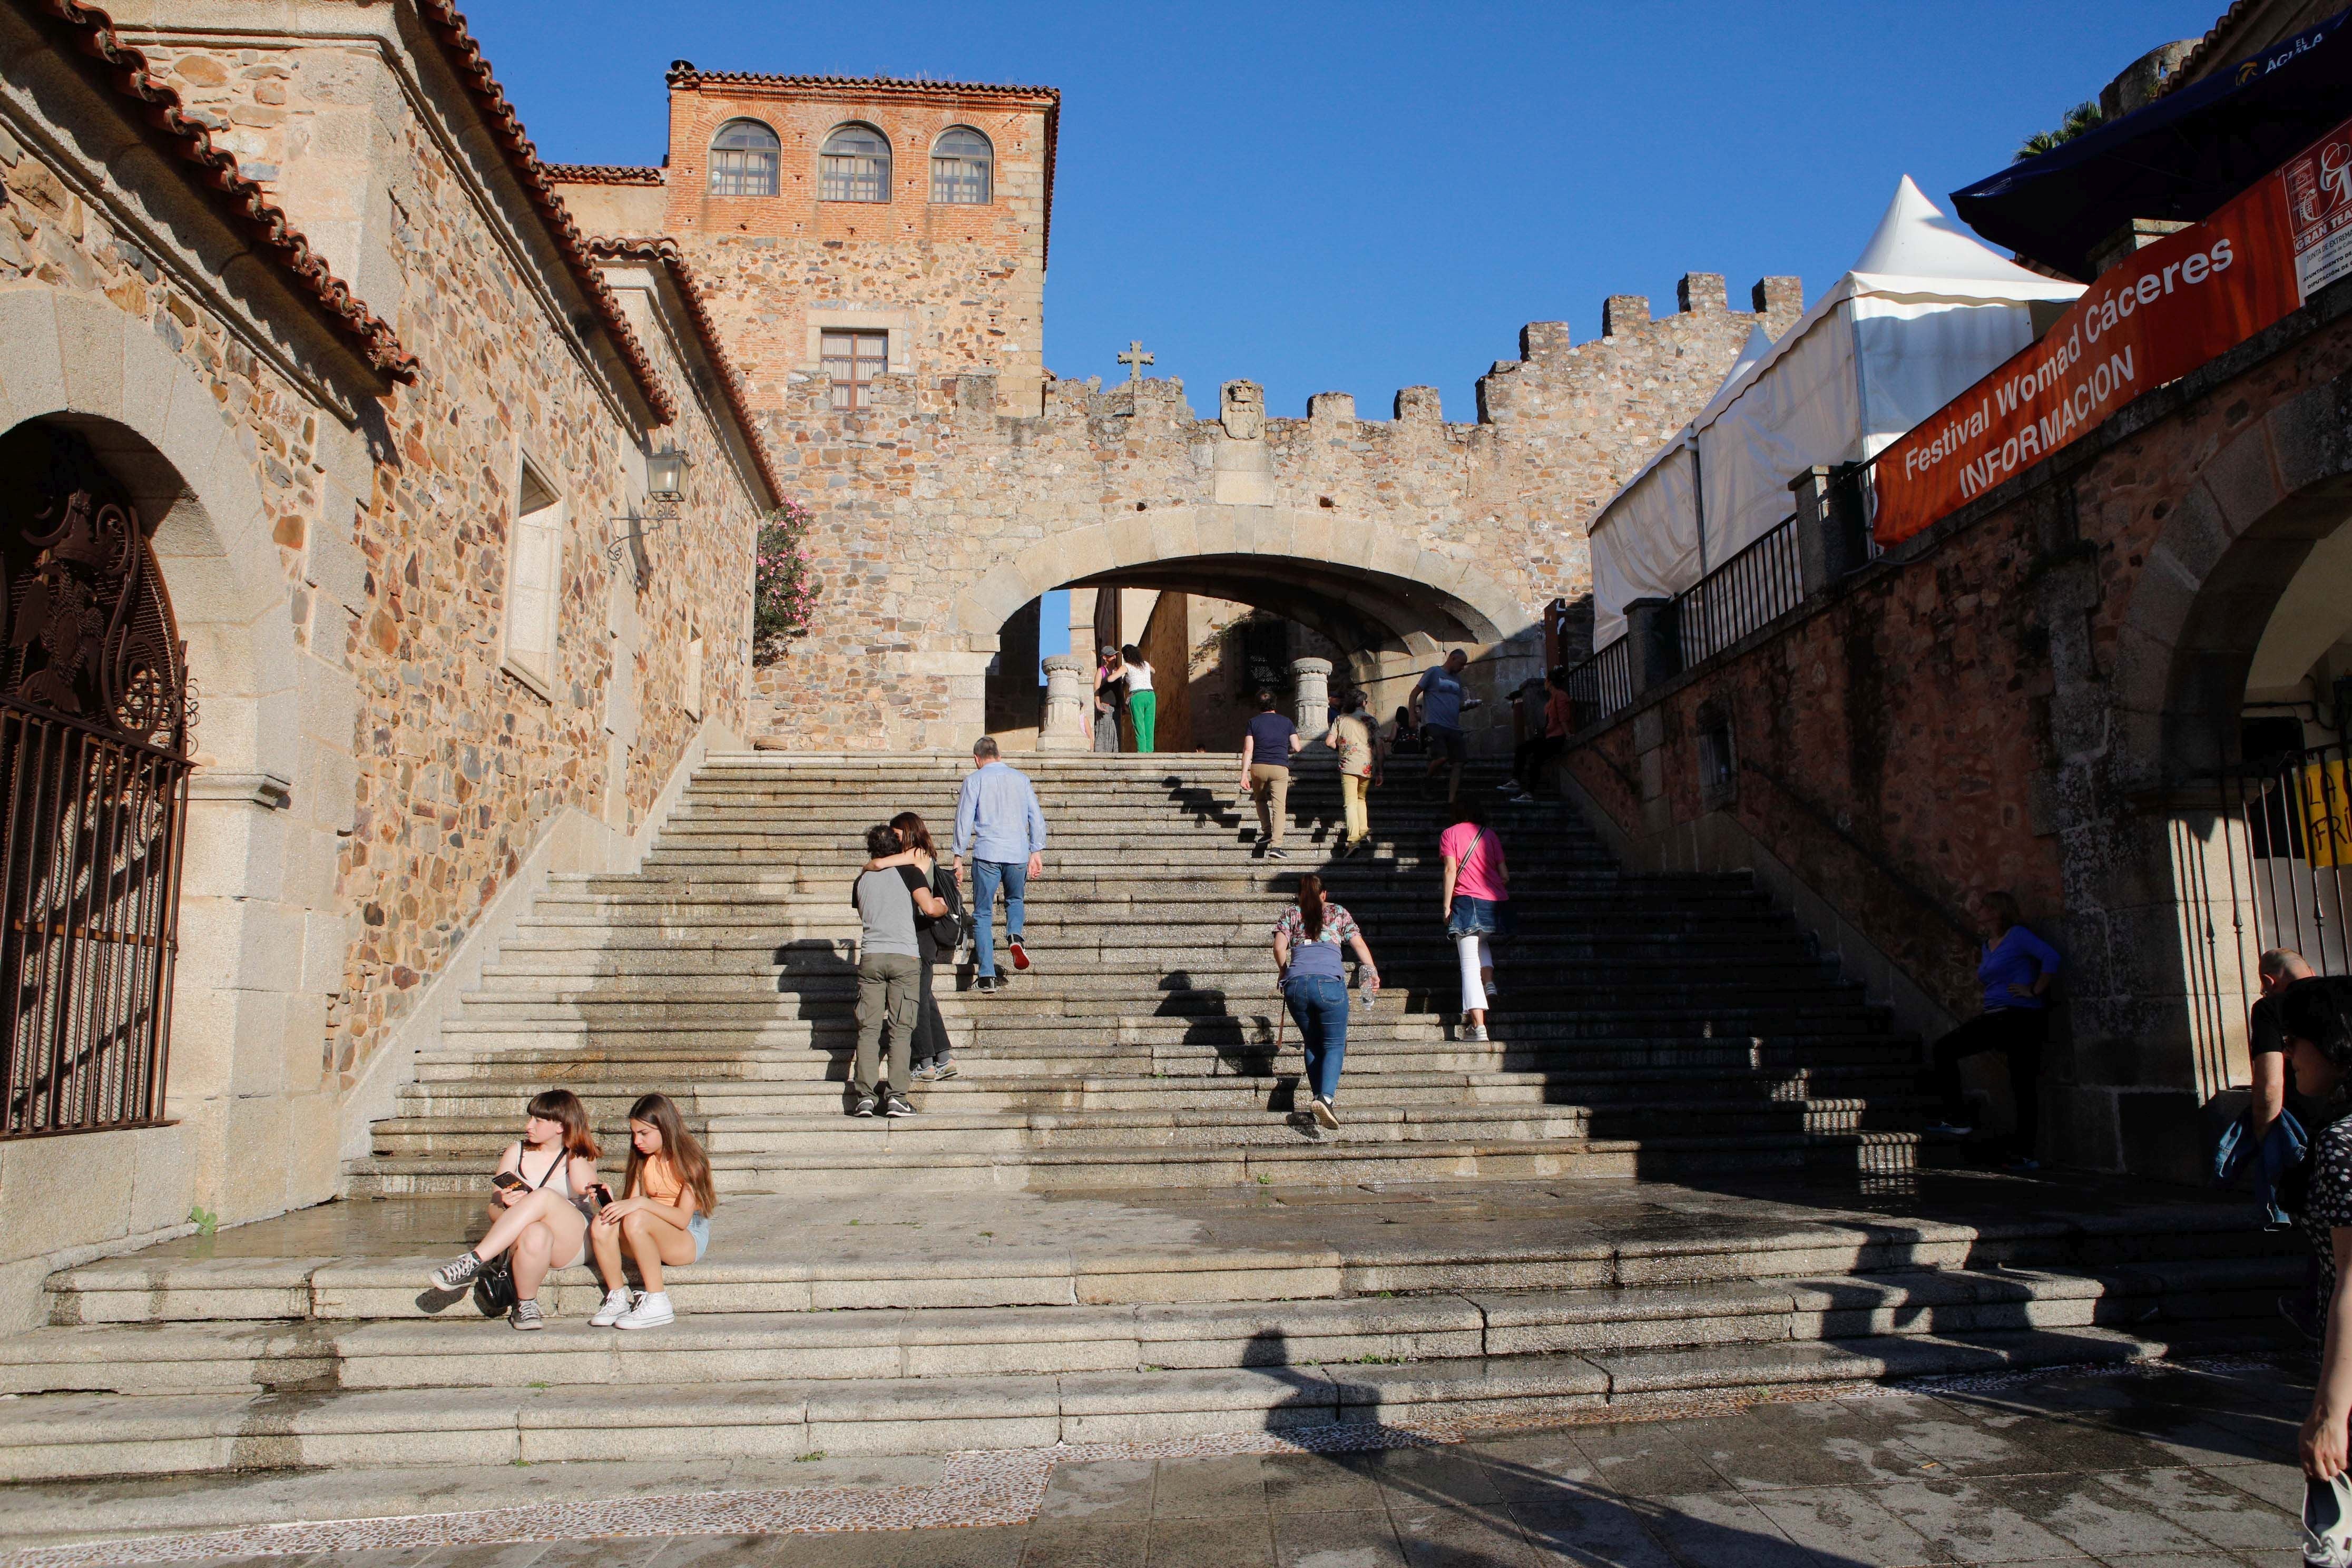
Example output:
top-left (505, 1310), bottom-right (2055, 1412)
top-left (0, 284), bottom-right (345, 1231)
top-left (949, 503), bottom-right (1545, 751)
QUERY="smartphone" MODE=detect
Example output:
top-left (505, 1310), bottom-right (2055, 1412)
top-left (590, 1182), bottom-right (615, 1206)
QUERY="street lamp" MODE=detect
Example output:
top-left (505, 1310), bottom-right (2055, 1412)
top-left (606, 443), bottom-right (691, 567)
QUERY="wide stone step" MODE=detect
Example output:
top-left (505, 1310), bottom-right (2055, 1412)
top-left (0, 1319), bottom-right (2289, 1482)
top-left (349, 1128), bottom-right (1942, 1194)
top-left (1, 1257), bottom-right (2295, 1401)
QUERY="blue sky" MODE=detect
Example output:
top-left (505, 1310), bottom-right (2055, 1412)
top-left (475, 0), bottom-right (2218, 422)
top-left (470, 0), bottom-right (2225, 671)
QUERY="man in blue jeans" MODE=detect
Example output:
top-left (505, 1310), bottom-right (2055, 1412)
top-left (951, 736), bottom-right (1047, 995)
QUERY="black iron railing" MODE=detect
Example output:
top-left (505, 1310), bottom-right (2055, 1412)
top-left (1561, 634), bottom-right (1633, 730)
top-left (1678, 517), bottom-right (1804, 669)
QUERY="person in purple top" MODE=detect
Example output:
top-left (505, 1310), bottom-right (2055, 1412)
top-left (1925, 889), bottom-right (2060, 1169)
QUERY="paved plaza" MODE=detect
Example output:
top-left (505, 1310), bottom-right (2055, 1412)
top-left (0, 1355), bottom-right (2314, 1567)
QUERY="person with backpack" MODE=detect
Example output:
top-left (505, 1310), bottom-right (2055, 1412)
top-left (427, 1089), bottom-right (602, 1331)
top-left (851, 821), bottom-right (948, 1116)
top-left (865, 810), bottom-right (965, 1081)
top-left (1271, 872), bottom-right (1380, 1131)
top-left (1438, 800), bottom-right (1511, 1043)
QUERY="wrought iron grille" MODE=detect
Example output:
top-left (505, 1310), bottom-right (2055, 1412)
top-left (0, 424), bottom-right (192, 1139)
top-left (1677, 517), bottom-right (1804, 669)
top-left (2171, 731), bottom-right (2352, 1100)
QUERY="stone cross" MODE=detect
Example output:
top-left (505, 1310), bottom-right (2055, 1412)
top-left (1118, 341), bottom-right (1153, 383)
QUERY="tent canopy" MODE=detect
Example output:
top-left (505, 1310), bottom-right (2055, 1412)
top-left (1586, 179), bottom-right (2081, 645)
top-left (1953, 9), bottom-right (2352, 282)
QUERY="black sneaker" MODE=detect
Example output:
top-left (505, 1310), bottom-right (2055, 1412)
top-left (1267, 847), bottom-right (1290, 860)
top-left (976, 976), bottom-right (1002, 994)
top-left (850, 1094), bottom-right (878, 1118)
top-left (430, 1251), bottom-right (484, 1290)
top-left (884, 1093), bottom-right (915, 1118)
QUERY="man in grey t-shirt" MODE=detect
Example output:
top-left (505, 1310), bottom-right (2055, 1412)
top-left (851, 821), bottom-right (945, 1117)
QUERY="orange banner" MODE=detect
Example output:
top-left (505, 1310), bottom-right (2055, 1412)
top-left (1873, 115), bottom-right (2352, 546)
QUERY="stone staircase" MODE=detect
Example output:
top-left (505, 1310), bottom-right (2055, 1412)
top-left (357, 750), bottom-right (1937, 1193)
top-left (0, 750), bottom-right (2305, 1502)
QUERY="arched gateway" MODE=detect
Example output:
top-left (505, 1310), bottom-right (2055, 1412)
top-left (0, 423), bottom-right (193, 1136)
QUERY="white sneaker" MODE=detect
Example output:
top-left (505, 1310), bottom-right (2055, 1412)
top-left (1462, 1023), bottom-right (1488, 1042)
top-left (614, 1290), bottom-right (675, 1330)
top-left (590, 1287), bottom-right (638, 1327)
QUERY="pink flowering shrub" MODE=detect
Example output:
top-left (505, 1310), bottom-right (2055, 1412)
top-left (754, 499), bottom-right (819, 664)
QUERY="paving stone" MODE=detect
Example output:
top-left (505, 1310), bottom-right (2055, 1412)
top-left (1268, 1508), bottom-right (1409, 1568)
top-left (1036, 1459), bottom-right (1157, 1523)
top-left (1676, 1400), bottom-right (1937, 1491)
top-left (1018, 1521), bottom-right (1148, 1568)
top-left (1260, 1452), bottom-right (1390, 1513)
top-left (1743, 1485), bottom-right (1955, 1565)
top-left (1869, 1477), bottom-right (2089, 1563)
top-left (2085, 1465), bottom-right (2295, 1550)
top-left (1632, 1489), bottom-right (1819, 1567)
top-left (1565, 1423), bottom-right (1730, 1500)
top-left (1146, 1513), bottom-right (1278, 1568)
top-left (1384, 1500), bottom-right (1542, 1568)
top-left (1149, 1453), bottom-right (1271, 1518)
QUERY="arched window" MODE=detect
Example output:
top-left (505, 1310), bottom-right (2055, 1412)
top-left (930, 125), bottom-right (993, 204)
top-left (708, 118), bottom-right (779, 197)
top-left (820, 123), bottom-right (891, 202)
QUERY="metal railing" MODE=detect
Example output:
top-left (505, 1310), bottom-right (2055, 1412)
top-left (1561, 634), bottom-right (1633, 731)
top-left (1678, 517), bottom-right (1804, 669)
top-left (0, 700), bottom-right (190, 1139)
top-left (2171, 733), bottom-right (2351, 1099)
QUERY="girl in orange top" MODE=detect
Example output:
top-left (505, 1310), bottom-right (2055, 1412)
top-left (588, 1093), bottom-right (716, 1329)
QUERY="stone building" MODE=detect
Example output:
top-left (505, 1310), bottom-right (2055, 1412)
top-left (0, 0), bottom-right (770, 1325)
top-left (550, 77), bottom-right (1802, 752)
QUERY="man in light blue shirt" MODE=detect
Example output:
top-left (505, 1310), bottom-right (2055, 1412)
top-left (952, 736), bottom-right (1047, 993)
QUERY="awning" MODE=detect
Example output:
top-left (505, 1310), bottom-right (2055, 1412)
top-left (1952, 8), bottom-right (2352, 281)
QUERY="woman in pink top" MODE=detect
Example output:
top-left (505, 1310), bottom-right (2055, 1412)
top-left (1438, 800), bottom-right (1512, 1042)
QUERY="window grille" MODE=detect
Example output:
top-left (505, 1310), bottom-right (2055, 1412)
top-left (708, 119), bottom-right (779, 197)
top-left (820, 124), bottom-right (891, 202)
top-left (821, 330), bottom-right (890, 409)
top-left (931, 126), bottom-right (993, 204)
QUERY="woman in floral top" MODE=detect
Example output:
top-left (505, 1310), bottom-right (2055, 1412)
top-left (2287, 976), bottom-right (2352, 1567)
top-left (1271, 873), bottom-right (1380, 1132)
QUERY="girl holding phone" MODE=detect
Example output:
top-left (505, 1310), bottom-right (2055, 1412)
top-left (428, 1089), bottom-right (601, 1330)
top-left (588, 1093), bottom-right (717, 1329)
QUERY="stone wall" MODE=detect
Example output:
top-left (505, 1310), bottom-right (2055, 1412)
top-left (657, 68), bottom-right (1054, 418)
top-left (0, 3), bottom-right (763, 1324)
top-left (737, 277), bottom-right (1801, 752)
top-left (1561, 272), bottom-right (2352, 1178)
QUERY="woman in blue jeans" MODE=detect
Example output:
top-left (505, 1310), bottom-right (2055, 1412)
top-left (1270, 873), bottom-right (1380, 1132)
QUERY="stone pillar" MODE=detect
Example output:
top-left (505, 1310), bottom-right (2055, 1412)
top-left (1623, 599), bottom-right (1681, 696)
top-left (1037, 653), bottom-right (1092, 751)
top-left (1290, 657), bottom-right (1333, 741)
top-left (1789, 466), bottom-right (1869, 597)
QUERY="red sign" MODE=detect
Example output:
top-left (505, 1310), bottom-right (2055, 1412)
top-left (1874, 115), bottom-right (2352, 547)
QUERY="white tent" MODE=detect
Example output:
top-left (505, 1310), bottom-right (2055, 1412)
top-left (1586, 177), bottom-right (2082, 645)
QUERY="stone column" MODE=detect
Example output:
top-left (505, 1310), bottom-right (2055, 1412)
top-left (1623, 599), bottom-right (1681, 696)
top-left (1037, 653), bottom-right (1092, 751)
top-left (1290, 656), bottom-right (1332, 741)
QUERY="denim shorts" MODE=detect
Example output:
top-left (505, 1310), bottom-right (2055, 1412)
top-left (687, 1212), bottom-right (710, 1262)
top-left (1447, 894), bottom-right (1515, 938)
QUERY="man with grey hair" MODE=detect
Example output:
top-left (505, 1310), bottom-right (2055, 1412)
top-left (2247, 947), bottom-right (2320, 1224)
top-left (953, 736), bottom-right (1047, 995)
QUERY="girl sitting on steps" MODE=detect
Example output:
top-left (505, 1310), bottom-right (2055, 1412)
top-left (428, 1089), bottom-right (601, 1331)
top-left (588, 1092), bottom-right (717, 1329)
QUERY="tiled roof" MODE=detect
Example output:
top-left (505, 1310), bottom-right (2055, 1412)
top-left (663, 61), bottom-right (1062, 261)
top-left (663, 64), bottom-right (1059, 101)
top-left (414, 2), bottom-right (677, 423)
top-left (546, 164), bottom-right (665, 186)
top-left (2160, 0), bottom-right (2256, 93)
top-left (26, 0), bottom-right (418, 381)
top-left (586, 236), bottom-right (785, 508)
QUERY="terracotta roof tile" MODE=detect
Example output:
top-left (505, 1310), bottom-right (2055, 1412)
top-left (26, 0), bottom-right (418, 381)
top-left (587, 235), bottom-right (784, 508)
top-left (663, 61), bottom-right (1062, 261)
top-left (414, 2), bottom-right (677, 423)
top-left (546, 164), bottom-right (665, 186)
